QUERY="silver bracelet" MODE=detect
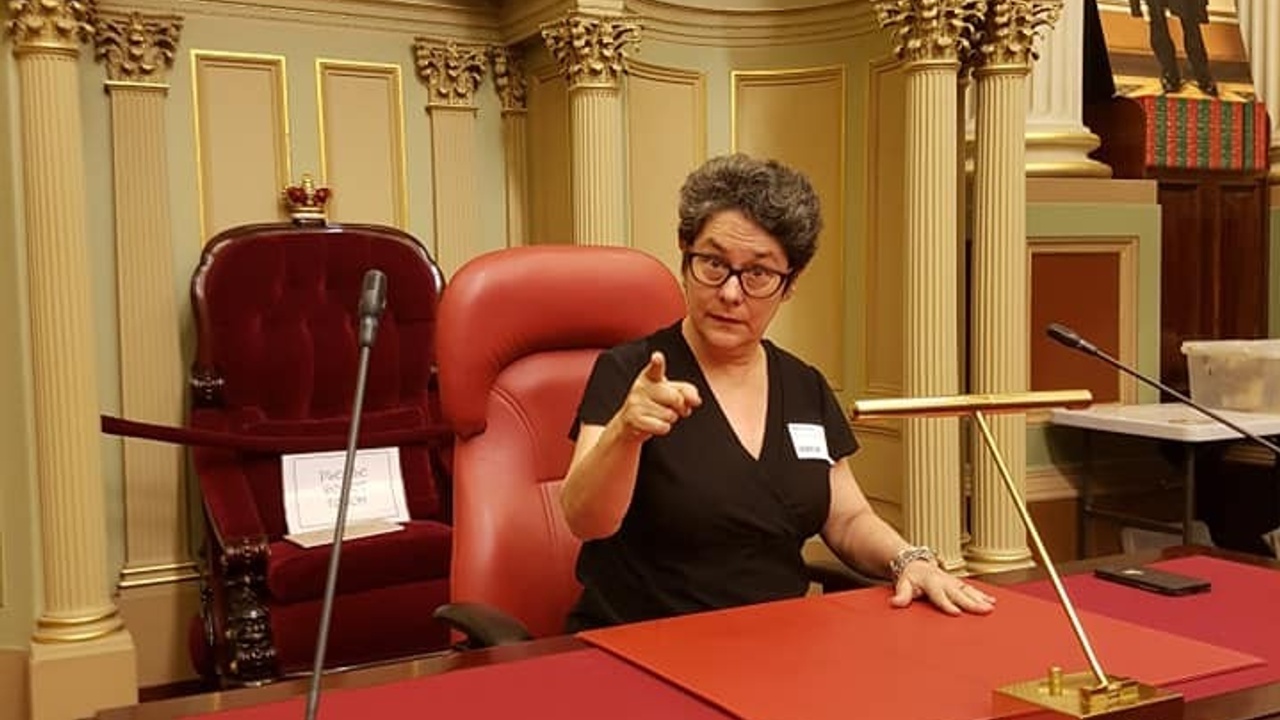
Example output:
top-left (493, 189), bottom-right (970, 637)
top-left (889, 545), bottom-right (938, 582)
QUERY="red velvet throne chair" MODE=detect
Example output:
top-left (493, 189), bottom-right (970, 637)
top-left (187, 221), bottom-right (453, 683)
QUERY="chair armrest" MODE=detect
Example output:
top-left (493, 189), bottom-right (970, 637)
top-left (432, 602), bottom-right (534, 649)
top-left (802, 536), bottom-right (890, 592)
top-left (805, 555), bottom-right (890, 592)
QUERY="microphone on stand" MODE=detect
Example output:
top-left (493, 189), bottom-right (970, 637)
top-left (1045, 322), bottom-right (1280, 456)
top-left (305, 269), bottom-right (387, 720)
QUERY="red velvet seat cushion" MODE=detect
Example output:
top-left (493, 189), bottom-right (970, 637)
top-left (268, 519), bottom-right (451, 603)
top-left (191, 404), bottom-right (445, 538)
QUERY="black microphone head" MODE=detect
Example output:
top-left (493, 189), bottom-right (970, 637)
top-left (357, 270), bottom-right (387, 348)
top-left (1046, 323), bottom-right (1097, 354)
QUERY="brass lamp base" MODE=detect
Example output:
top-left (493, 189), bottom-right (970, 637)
top-left (993, 668), bottom-right (1184, 719)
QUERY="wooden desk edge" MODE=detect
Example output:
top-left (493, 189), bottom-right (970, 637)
top-left (94, 547), bottom-right (1280, 720)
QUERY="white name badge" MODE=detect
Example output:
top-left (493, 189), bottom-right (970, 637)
top-left (281, 446), bottom-right (410, 536)
top-left (787, 423), bottom-right (833, 465)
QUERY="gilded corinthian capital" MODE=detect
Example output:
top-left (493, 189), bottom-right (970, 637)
top-left (412, 38), bottom-right (487, 108)
top-left (540, 13), bottom-right (639, 89)
top-left (5, 0), bottom-right (96, 49)
top-left (872, 0), bottom-right (987, 65)
top-left (975, 0), bottom-right (1061, 68)
top-left (489, 45), bottom-right (527, 113)
top-left (94, 11), bottom-right (181, 83)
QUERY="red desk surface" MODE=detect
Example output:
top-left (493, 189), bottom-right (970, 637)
top-left (1007, 555), bottom-right (1280, 701)
top-left (185, 555), bottom-right (1274, 720)
top-left (580, 577), bottom-right (1263, 720)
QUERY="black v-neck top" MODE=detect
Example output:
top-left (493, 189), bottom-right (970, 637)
top-left (566, 322), bottom-right (858, 631)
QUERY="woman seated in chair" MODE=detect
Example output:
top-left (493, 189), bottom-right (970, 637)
top-left (560, 153), bottom-right (995, 631)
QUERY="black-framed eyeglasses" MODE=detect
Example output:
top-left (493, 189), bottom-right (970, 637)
top-left (682, 252), bottom-right (793, 299)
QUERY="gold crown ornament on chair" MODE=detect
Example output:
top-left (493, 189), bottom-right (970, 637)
top-left (282, 174), bottom-right (332, 225)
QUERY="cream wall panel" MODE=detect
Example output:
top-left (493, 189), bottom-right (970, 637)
top-left (0, 37), bottom-right (37, 654)
top-left (862, 59), bottom-right (906, 399)
top-left (527, 65), bottom-right (571, 245)
top-left (848, 56), bottom-right (906, 511)
top-left (318, 60), bottom-right (407, 228)
top-left (192, 51), bottom-right (291, 240)
top-left (731, 66), bottom-right (846, 390)
top-left (627, 60), bottom-right (706, 271)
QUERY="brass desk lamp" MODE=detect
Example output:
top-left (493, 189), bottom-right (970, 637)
top-left (851, 390), bottom-right (1183, 720)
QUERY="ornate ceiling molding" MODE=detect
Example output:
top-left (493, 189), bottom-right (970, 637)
top-left (624, 0), bottom-right (879, 47)
top-left (96, 0), bottom-right (500, 40)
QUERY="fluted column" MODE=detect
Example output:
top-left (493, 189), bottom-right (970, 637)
top-left (491, 46), bottom-right (529, 246)
top-left (6, 1), bottom-right (137, 716)
top-left (1237, 0), bottom-right (1280, 181)
top-left (874, 0), bottom-right (987, 572)
top-left (967, 0), bottom-right (1062, 574)
top-left (542, 13), bottom-right (638, 247)
top-left (93, 11), bottom-right (195, 591)
top-left (1025, 0), bottom-right (1110, 177)
top-left (414, 38), bottom-right (485, 275)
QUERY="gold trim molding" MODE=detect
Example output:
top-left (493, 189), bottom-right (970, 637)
top-left (413, 38), bottom-right (487, 108)
top-left (541, 12), bottom-right (640, 90)
top-left (33, 608), bottom-right (125, 643)
top-left (190, 49), bottom-right (292, 242)
top-left (118, 561), bottom-right (200, 589)
top-left (94, 10), bottom-right (182, 83)
top-left (316, 59), bottom-right (410, 228)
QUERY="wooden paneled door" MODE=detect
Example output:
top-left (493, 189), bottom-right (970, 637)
top-left (1155, 169), bottom-right (1269, 394)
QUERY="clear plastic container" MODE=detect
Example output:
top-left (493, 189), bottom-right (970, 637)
top-left (1181, 339), bottom-right (1280, 413)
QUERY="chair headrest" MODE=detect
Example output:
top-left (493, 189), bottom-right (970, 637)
top-left (437, 245), bottom-right (685, 437)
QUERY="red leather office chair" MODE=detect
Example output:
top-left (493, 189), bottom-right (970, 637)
top-left (187, 222), bottom-right (454, 683)
top-left (433, 245), bottom-right (685, 645)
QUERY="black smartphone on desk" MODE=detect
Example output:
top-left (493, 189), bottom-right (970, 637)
top-left (1094, 565), bottom-right (1211, 596)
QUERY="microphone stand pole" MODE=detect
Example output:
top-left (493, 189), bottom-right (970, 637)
top-left (305, 271), bottom-right (385, 720)
top-left (303, 342), bottom-right (370, 720)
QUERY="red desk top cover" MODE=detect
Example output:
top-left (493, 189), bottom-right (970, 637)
top-left (579, 576), bottom-right (1263, 720)
top-left (183, 647), bottom-right (728, 720)
top-left (1007, 555), bottom-right (1280, 701)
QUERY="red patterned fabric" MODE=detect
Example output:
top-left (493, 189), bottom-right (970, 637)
top-left (1139, 96), bottom-right (1270, 171)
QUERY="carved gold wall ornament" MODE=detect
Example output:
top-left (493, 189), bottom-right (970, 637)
top-left (540, 13), bottom-right (640, 89)
top-left (412, 38), bottom-right (487, 108)
top-left (5, 0), bottom-right (97, 49)
top-left (975, 0), bottom-right (1062, 68)
top-left (871, 0), bottom-right (988, 65)
top-left (489, 45), bottom-right (527, 113)
top-left (93, 11), bottom-right (181, 83)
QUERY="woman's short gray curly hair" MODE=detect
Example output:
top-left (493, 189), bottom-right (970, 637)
top-left (677, 153), bottom-right (823, 274)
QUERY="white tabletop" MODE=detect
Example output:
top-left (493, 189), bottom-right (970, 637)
top-left (1049, 403), bottom-right (1280, 443)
